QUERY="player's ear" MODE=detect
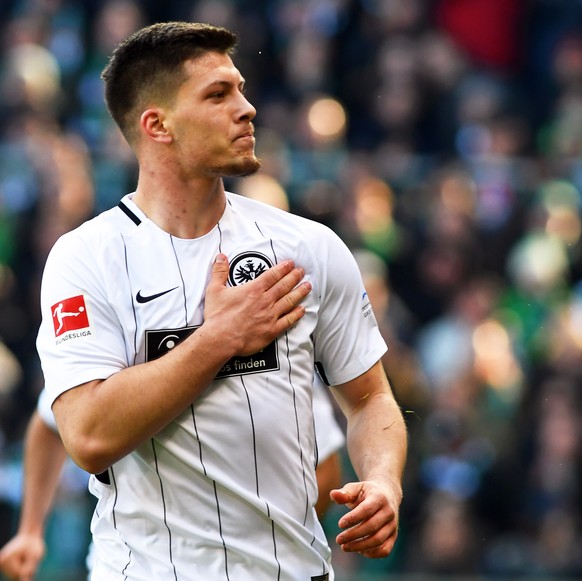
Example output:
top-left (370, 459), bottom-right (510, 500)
top-left (140, 108), bottom-right (173, 144)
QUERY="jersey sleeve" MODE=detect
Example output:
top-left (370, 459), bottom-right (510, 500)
top-left (36, 230), bottom-right (129, 409)
top-left (37, 388), bottom-right (59, 433)
top-left (311, 227), bottom-right (387, 386)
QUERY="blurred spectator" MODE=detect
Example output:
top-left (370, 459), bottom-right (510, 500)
top-left (436, 0), bottom-right (525, 72)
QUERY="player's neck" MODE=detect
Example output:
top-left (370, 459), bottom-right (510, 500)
top-left (133, 175), bottom-right (227, 239)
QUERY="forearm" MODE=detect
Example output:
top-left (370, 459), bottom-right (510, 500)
top-left (332, 361), bottom-right (407, 497)
top-left (18, 412), bottom-right (67, 535)
top-left (329, 364), bottom-right (407, 558)
top-left (54, 320), bottom-right (236, 474)
top-left (344, 391), bottom-right (407, 498)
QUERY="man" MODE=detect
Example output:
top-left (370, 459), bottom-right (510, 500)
top-left (0, 382), bottom-right (345, 581)
top-left (36, 22), bottom-right (407, 580)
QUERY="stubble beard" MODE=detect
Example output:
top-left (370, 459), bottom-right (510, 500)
top-left (212, 155), bottom-right (262, 178)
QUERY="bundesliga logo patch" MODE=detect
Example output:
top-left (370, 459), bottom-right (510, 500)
top-left (51, 295), bottom-right (90, 337)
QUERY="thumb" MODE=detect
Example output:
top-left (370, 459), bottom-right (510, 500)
top-left (330, 483), bottom-right (361, 507)
top-left (210, 253), bottom-right (229, 288)
top-left (330, 489), bottom-right (347, 506)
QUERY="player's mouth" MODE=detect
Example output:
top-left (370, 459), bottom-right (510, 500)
top-left (233, 126), bottom-right (255, 143)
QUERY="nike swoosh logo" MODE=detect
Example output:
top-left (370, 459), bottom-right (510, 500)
top-left (136, 287), bottom-right (179, 304)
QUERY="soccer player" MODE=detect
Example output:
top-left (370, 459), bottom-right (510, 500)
top-left (36, 22), bottom-right (407, 580)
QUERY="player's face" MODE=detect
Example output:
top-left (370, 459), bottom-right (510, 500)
top-left (165, 52), bottom-right (260, 178)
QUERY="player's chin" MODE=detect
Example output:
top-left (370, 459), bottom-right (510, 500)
top-left (223, 156), bottom-right (262, 178)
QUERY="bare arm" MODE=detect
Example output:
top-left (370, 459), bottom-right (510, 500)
top-left (53, 254), bottom-right (311, 474)
top-left (0, 411), bottom-right (67, 581)
top-left (314, 452), bottom-right (342, 518)
top-left (330, 360), bottom-right (407, 558)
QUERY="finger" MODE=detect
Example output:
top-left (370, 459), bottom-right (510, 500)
top-left (273, 280), bottom-right (311, 315)
top-left (330, 487), bottom-right (359, 507)
top-left (208, 253), bottom-right (230, 289)
top-left (272, 305), bottom-right (306, 335)
top-left (359, 525), bottom-right (398, 558)
top-left (21, 558), bottom-right (38, 581)
top-left (0, 553), bottom-right (19, 576)
top-left (251, 260), bottom-right (300, 295)
top-left (339, 520), bottom-right (396, 554)
top-left (337, 507), bottom-right (394, 545)
top-left (263, 267), bottom-right (305, 303)
top-left (332, 484), bottom-right (367, 521)
top-left (360, 545), bottom-right (394, 559)
top-left (337, 499), bottom-right (386, 537)
top-left (358, 531), bottom-right (398, 559)
top-left (0, 559), bottom-right (19, 579)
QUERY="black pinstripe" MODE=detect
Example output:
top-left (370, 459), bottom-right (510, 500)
top-left (188, 405), bottom-right (231, 580)
top-left (121, 234), bottom-right (139, 366)
top-left (169, 235), bottom-right (189, 327)
top-left (241, 374), bottom-right (282, 580)
top-left (285, 328), bottom-right (311, 527)
top-left (118, 226), bottom-right (139, 578)
top-left (256, 220), bottom-right (321, 555)
top-left (151, 439), bottom-right (178, 580)
top-left (217, 220), bottom-right (224, 253)
top-left (110, 467), bottom-right (132, 580)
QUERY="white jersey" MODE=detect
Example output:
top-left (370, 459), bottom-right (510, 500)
top-left (37, 192), bottom-right (387, 581)
top-left (37, 387), bottom-right (59, 432)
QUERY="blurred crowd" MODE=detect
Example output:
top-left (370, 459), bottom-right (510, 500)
top-left (1, 0), bottom-right (582, 579)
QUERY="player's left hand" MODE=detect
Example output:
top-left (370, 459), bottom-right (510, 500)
top-left (330, 480), bottom-right (401, 558)
top-left (0, 532), bottom-right (46, 581)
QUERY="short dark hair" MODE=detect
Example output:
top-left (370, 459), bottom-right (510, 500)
top-left (101, 22), bottom-right (238, 142)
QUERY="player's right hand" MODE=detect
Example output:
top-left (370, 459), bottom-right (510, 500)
top-left (205, 253), bottom-right (311, 356)
top-left (0, 533), bottom-right (46, 581)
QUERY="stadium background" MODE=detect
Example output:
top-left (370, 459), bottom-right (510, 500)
top-left (1, 0), bottom-right (582, 579)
